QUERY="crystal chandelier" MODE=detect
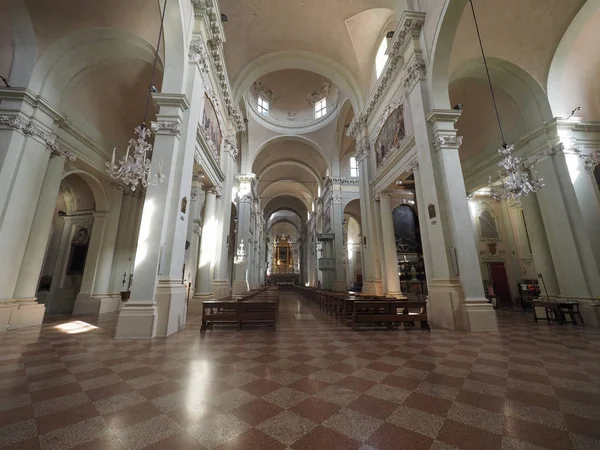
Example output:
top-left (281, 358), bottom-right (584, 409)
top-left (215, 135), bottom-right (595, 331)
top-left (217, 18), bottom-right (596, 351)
top-left (465, 0), bottom-right (544, 202)
top-left (234, 240), bottom-right (246, 265)
top-left (106, 0), bottom-right (168, 190)
top-left (488, 144), bottom-right (544, 202)
top-left (582, 149), bottom-right (600, 172)
top-left (106, 125), bottom-right (164, 191)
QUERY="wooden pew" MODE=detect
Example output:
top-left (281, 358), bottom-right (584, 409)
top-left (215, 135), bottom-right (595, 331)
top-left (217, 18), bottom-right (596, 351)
top-left (201, 287), bottom-right (279, 332)
top-left (201, 300), bottom-right (240, 331)
top-left (352, 299), bottom-right (430, 331)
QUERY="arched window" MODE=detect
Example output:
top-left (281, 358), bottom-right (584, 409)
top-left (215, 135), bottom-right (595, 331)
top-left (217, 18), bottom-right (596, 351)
top-left (350, 157), bottom-right (359, 177)
top-left (257, 97), bottom-right (269, 116)
top-left (375, 38), bottom-right (388, 79)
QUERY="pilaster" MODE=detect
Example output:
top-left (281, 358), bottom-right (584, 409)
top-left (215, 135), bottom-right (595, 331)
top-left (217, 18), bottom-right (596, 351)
top-left (377, 191), bottom-right (403, 296)
top-left (114, 93), bottom-right (189, 339)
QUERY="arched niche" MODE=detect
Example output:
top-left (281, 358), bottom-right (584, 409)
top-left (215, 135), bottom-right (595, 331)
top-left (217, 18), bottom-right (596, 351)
top-left (392, 204), bottom-right (422, 255)
top-left (548, 0), bottom-right (600, 120)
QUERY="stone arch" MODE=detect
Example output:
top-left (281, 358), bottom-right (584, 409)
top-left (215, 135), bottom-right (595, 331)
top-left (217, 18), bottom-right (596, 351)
top-left (61, 169), bottom-right (109, 213)
top-left (428, 0), bottom-right (468, 110)
top-left (258, 161), bottom-right (322, 192)
top-left (5, 1), bottom-right (37, 88)
top-left (28, 28), bottom-right (162, 106)
top-left (232, 51), bottom-right (364, 113)
top-left (449, 57), bottom-right (553, 161)
top-left (548, 0), bottom-right (600, 120)
top-left (269, 218), bottom-right (301, 233)
top-left (160, 0), bottom-right (188, 94)
top-left (251, 134), bottom-right (330, 172)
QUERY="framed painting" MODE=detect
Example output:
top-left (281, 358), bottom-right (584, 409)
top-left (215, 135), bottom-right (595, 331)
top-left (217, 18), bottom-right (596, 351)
top-left (202, 95), bottom-right (222, 153)
top-left (375, 105), bottom-right (405, 168)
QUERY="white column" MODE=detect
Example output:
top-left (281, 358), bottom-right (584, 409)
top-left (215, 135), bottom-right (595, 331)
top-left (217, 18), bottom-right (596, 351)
top-left (111, 193), bottom-right (133, 293)
top-left (565, 150), bottom-right (600, 271)
top-left (213, 147), bottom-right (235, 297)
top-left (534, 146), bottom-right (600, 298)
top-left (428, 110), bottom-right (496, 331)
top-left (332, 192), bottom-right (346, 291)
top-left (232, 175), bottom-right (255, 294)
top-left (378, 192), bottom-right (402, 296)
top-left (520, 194), bottom-right (559, 296)
top-left (74, 186), bottom-right (123, 315)
top-left (355, 137), bottom-right (383, 294)
top-left (185, 178), bottom-right (203, 291)
top-left (9, 153), bottom-right (65, 329)
top-left (115, 93), bottom-right (190, 339)
top-left (0, 131), bottom-right (52, 303)
top-left (411, 162), bottom-right (434, 294)
top-left (189, 187), bottom-right (217, 312)
top-left (14, 154), bottom-right (66, 300)
top-left (74, 211), bottom-right (107, 304)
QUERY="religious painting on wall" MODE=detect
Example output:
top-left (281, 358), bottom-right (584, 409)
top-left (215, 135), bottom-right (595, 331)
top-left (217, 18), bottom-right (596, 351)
top-left (202, 95), bottom-right (222, 153)
top-left (392, 205), bottom-right (422, 254)
top-left (375, 105), bottom-right (405, 168)
top-left (278, 247), bottom-right (288, 262)
top-left (479, 210), bottom-right (500, 241)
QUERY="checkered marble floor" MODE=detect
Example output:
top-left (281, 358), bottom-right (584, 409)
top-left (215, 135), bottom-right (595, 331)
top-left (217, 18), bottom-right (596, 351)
top-left (2, 291), bottom-right (600, 450)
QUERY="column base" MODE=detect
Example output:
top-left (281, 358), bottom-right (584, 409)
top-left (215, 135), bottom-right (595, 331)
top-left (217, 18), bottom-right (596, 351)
top-left (232, 281), bottom-right (248, 295)
top-left (72, 295), bottom-right (121, 316)
top-left (189, 292), bottom-right (212, 315)
top-left (385, 292), bottom-right (407, 299)
top-left (212, 280), bottom-right (230, 299)
top-left (361, 280), bottom-right (384, 295)
top-left (154, 280), bottom-right (187, 337)
top-left (428, 279), bottom-right (497, 331)
top-left (0, 299), bottom-right (46, 331)
top-left (333, 281), bottom-right (347, 292)
top-left (115, 303), bottom-right (158, 339)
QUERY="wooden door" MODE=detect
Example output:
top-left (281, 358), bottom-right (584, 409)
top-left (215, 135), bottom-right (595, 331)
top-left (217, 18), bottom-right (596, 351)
top-left (490, 263), bottom-right (512, 307)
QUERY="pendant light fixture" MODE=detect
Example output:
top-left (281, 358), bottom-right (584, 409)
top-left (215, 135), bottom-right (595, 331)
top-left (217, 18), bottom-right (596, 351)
top-left (106, 0), bottom-right (169, 191)
top-left (467, 0), bottom-right (544, 203)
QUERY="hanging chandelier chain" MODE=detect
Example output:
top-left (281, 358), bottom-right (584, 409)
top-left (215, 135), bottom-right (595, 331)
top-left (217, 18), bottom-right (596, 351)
top-left (143, 0), bottom-right (169, 125)
top-left (106, 0), bottom-right (168, 191)
top-left (468, 0), bottom-right (507, 147)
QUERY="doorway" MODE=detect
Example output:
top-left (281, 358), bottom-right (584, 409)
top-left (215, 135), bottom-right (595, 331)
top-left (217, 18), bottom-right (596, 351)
top-left (489, 263), bottom-right (512, 308)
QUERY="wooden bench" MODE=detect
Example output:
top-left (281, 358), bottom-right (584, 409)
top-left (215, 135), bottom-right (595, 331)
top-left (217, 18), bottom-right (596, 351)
top-left (352, 300), bottom-right (430, 331)
top-left (201, 287), bottom-right (279, 332)
top-left (201, 300), bottom-right (240, 331)
top-left (239, 300), bottom-right (277, 330)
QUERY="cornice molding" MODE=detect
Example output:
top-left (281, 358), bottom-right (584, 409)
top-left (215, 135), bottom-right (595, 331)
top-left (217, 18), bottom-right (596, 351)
top-left (0, 87), bottom-right (66, 122)
top-left (151, 93), bottom-right (190, 111)
top-left (191, 0), bottom-right (245, 132)
top-left (0, 114), bottom-right (76, 161)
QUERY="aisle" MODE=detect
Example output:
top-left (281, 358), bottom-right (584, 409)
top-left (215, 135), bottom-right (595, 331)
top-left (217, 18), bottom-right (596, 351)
top-left (0, 291), bottom-right (599, 449)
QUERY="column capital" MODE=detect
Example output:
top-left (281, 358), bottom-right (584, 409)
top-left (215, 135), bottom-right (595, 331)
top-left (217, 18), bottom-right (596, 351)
top-left (203, 185), bottom-right (221, 196)
top-left (150, 120), bottom-right (184, 138)
top-left (193, 219), bottom-right (202, 236)
top-left (235, 173), bottom-right (256, 183)
top-left (407, 158), bottom-right (419, 173)
top-left (431, 133), bottom-right (463, 151)
top-left (356, 138), bottom-right (371, 163)
top-left (403, 57), bottom-right (427, 92)
top-left (111, 183), bottom-right (127, 193)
